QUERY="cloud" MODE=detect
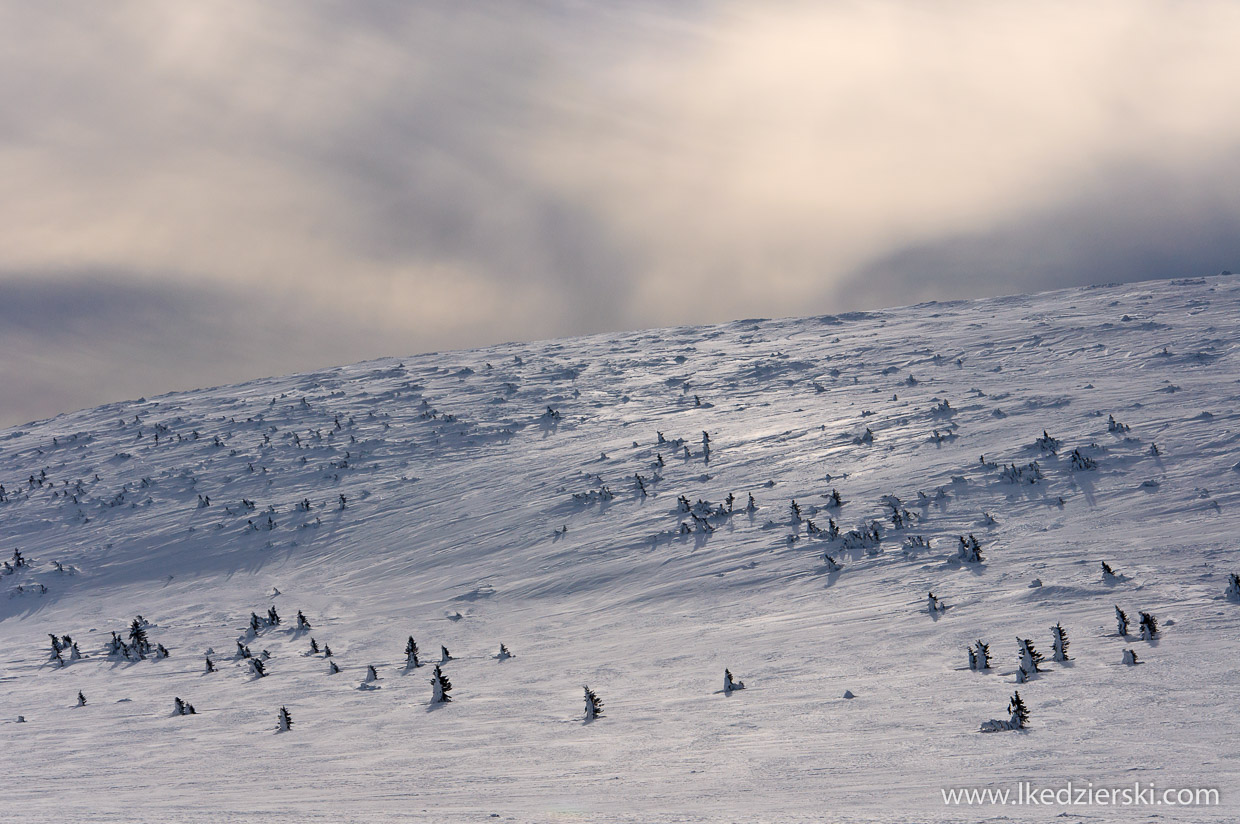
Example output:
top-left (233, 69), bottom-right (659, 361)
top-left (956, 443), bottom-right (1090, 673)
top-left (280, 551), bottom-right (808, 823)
top-left (1, 1), bottom-right (1238, 424)
top-left (530, 1), bottom-right (1240, 318)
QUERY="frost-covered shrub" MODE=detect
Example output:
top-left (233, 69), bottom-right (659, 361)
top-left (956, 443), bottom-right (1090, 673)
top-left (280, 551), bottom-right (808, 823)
top-left (981, 691), bottom-right (1028, 732)
top-left (583, 685), bottom-right (603, 720)
top-left (1051, 624), bottom-right (1070, 662)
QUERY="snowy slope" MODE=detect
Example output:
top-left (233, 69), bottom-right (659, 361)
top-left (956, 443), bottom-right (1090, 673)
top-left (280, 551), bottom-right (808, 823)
top-left (1, 275), bottom-right (1239, 823)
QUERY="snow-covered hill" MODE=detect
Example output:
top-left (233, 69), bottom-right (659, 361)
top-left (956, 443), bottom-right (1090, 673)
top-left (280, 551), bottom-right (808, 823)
top-left (2, 275), bottom-right (1238, 822)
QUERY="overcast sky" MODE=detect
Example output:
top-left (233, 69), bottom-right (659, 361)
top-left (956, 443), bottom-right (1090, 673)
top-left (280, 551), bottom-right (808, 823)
top-left (3, 1), bottom-right (1239, 427)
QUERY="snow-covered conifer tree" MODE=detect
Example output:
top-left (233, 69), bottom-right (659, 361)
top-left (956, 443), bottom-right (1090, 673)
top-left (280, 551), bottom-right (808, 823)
top-left (277, 706), bottom-right (293, 732)
top-left (205, 654), bottom-right (216, 673)
top-left (823, 553), bottom-right (841, 573)
top-left (1139, 611), bottom-right (1159, 640)
top-left (1226, 573), bottom-right (1240, 602)
top-left (431, 665), bottom-right (452, 704)
top-left (251, 658), bottom-right (267, 678)
top-left (583, 685), bottom-right (603, 720)
top-left (267, 606), bottom-right (280, 626)
top-left (1051, 624), bottom-right (1070, 662)
top-left (76, 690), bottom-right (86, 707)
top-left (329, 661), bottom-right (340, 675)
top-left (957, 534), bottom-right (983, 563)
top-left (405, 637), bottom-right (421, 669)
top-left (724, 669), bottom-right (745, 694)
top-left (927, 592), bottom-right (945, 614)
top-left (981, 690), bottom-right (1029, 731)
top-left (974, 641), bottom-right (991, 670)
top-left (1115, 606), bottom-right (1129, 637)
top-left (296, 610), bottom-right (311, 630)
top-left (1008, 691), bottom-right (1029, 729)
top-left (440, 645), bottom-right (451, 664)
top-left (365, 664), bottom-right (379, 683)
top-left (128, 618), bottom-right (150, 655)
top-left (496, 643), bottom-right (512, 660)
top-left (1122, 649), bottom-right (1139, 666)
top-left (1101, 561), bottom-right (1117, 580)
top-left (1017, 639), bottom-right (1043, 674)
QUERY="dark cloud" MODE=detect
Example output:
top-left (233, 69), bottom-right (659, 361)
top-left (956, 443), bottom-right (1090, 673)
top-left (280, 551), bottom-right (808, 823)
top-left (842, 162), bottom-right (1240, 309)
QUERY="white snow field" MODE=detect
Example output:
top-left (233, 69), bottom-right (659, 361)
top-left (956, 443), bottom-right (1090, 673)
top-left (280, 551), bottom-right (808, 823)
top-left (1, 275), bottom-right (1238, 823)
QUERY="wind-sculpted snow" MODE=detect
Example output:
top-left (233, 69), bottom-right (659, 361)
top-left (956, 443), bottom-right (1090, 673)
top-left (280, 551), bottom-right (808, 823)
top-left (1, 276), bottom-right (1238, 822)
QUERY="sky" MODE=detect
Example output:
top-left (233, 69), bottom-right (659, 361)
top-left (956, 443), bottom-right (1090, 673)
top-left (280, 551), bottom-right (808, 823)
top-left (3, 0), bottom-right (1239, 428)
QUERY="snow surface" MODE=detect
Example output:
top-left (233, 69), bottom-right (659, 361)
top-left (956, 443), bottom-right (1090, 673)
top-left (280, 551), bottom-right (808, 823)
top-left (1, 275), bottom-right (1239, 822)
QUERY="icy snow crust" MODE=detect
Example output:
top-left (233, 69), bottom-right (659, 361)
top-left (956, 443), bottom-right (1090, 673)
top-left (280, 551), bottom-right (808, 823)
top-left (1, 276), bottom-right (1238, 822)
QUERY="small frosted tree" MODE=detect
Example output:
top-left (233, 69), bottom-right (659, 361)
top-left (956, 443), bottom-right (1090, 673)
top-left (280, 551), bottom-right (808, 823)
top-left (405, 637), bottom-right (421, 669)
top-left (583, 685), bottom-right (603, 720)
top-left (277, 706), bottom-right (293, 732)
top-left (1101, 561), bottom-right (1117, 580)
top-left (204, 654), bottom-right (216, 673)
top-left (980, 691), bottom-right (1028, 732)
top-left (969, 641), bottom-right (991, 671)
top-left (251, 658), bottom-right (267, 678)
top-left (1008, 691), bottom-right (1029, 729)
top-left (1122, 649), bottom-right (1139, 666)
top-left (329, 661), bottom-right (341, 675)
top-left (1017, 639), bottom-right (1043, 674)
top-left (1226, 573), bottom-right (1240, 602)
top-left (365, 664), bottom-right (379, 683)
top-left (440, 645), bottom-right (451, 664)
top-left (1115, 606), bottom-right (1129, 637)
top-left (927, 592), bottom-right (945, 614)
top-left (1051, 624), bottom-right (1070, 662)
top-left (496, 643), bottom-right (512, 660)
top-left (76, 690), bottom-right (87, 707)
top-left (296, 610), bottom-right (311, 630)
top-left (431, 665), bottom-right (452, 704)
top-left (724, 668), bottom-right (745, 694)
top-left (1138, 612), bottom-right (1159, 640)
top-left (129, 618), bottom-right (150, 656)
top-left (957, 535), bottom-right (983, 563)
